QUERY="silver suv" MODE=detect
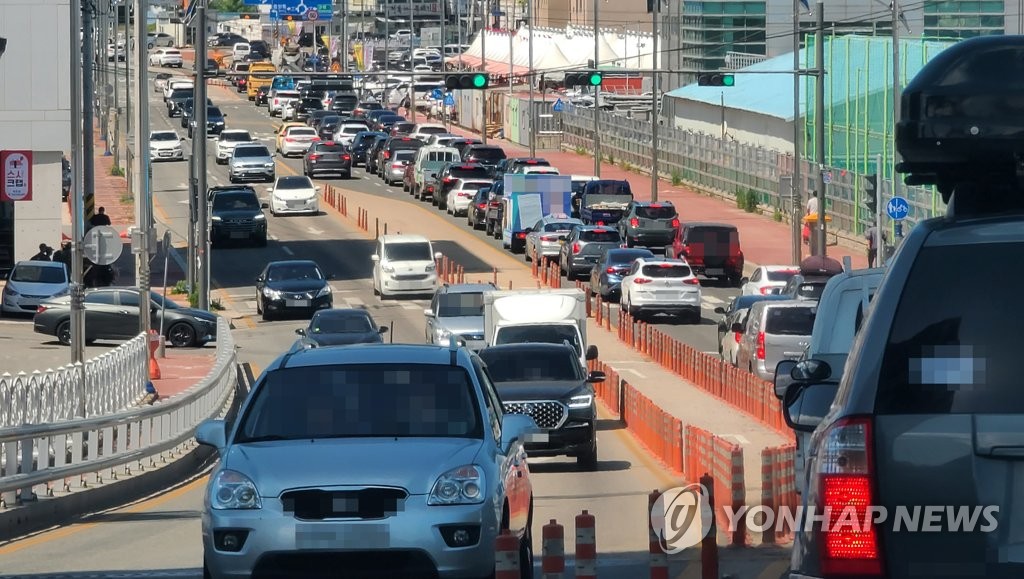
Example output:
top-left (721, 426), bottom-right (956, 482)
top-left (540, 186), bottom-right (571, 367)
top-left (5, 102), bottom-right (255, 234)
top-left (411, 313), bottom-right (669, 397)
top-left (228, 144), bottom-right (275, 183)
top-left (196, 342), bottom-right (538, 578)
top-left (423, 282), bottom-right (496, 349)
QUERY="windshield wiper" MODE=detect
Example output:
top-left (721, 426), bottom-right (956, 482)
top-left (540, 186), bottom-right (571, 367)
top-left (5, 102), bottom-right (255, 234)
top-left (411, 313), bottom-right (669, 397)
top-left (236, 434), bottom-right (295, 443)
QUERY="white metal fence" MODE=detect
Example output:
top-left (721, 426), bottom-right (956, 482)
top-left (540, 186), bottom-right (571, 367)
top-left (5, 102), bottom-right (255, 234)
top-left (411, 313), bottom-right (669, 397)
top-left (0, 333), bottom-right (149, 429)
top-left (0, 317), bottom-right (237, 507)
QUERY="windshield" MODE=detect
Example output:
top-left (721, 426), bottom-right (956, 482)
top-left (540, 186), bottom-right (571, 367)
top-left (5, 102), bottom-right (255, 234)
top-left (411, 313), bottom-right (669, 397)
top-left (451, 166), bottom-right (491, 179)
top-left (467, 148), bottom-right (506, 161)
top-left (267, 263), bottom-right (324, 282)
top-left (288, 128), bottom-right (317, 137)
top-left (235, 364), bottom-right (482, 441)
top-left (393, 150), bottom-right (416, 161)
top-left (765, 307), bottom-right (816, 335)
top-left (457, 181), bottom-right (489, 192)
top-left (213, 192), bottom-right (259, 211)
top-left (309, 313), bottom-right (373, 333)
top-left (428, 151), bottom-right (460, 162)
top-left (480, 349), bottom-right (580, 382)
top-left (642, 264), bottom-right (692, 278)
top-left (438, 292), bottom-right (485, 317)
top-left (151, 132), bottom-right (178, 141)
top-left (636, 205), bottom-right (677, 219)
top-left (572, 180), bottom-right (594, 194)
top-left (11, 265), bottom-right (67, 284)
top-left (315, 143), bottom-right (346, 153)
top-left (341, 125), bottom-right (364, 135)
top-left (494, 325), bottom-right (582, 354)
top-left (767, 269), bottom-right (799, 282)
top-left (221, 131), bottom-right (252, 142)
top-left (149, 291), bottom-right (180, 310)
top-left (417, 126), bottom-right (448, 135)
top-left (586, 182), bottom-right (631, 196)
top-left (277, 176), bottom-right (313, 189)
top-left (384, 242), bottom-right (432, 261)
top-left (234, 146), bottom-right (270, 158)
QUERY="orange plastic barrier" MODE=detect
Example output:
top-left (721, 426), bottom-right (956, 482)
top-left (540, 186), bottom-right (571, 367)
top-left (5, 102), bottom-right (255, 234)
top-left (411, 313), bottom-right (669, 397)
top-left (760, 444), bottom-right (797, 544)
top-left (684, 425), bottom-right (746, 546)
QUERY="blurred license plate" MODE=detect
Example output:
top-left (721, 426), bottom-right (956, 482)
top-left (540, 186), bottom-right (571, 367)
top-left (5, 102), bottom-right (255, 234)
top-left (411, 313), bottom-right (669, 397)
top-left (229, 231), bottom-right (248, 239)
top-left (295, 523), bottom-right (389, 549)
top-left (705, 268), bottom-right (724, 275)
top-left (286, 299), bottom-right (310, 307)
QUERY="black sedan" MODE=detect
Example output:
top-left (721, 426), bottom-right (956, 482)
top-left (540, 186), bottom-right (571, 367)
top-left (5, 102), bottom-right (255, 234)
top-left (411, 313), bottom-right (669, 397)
top-left (294, 308), bottom-right (389, 347)
top-left (303, 141), bottom-right (352, 178)
top-left (34, 287), bottom-right (218, 347)
top-left (255, 260), bottom-right (334, 321)
top-left (478, 342), bottom-right (605, 470)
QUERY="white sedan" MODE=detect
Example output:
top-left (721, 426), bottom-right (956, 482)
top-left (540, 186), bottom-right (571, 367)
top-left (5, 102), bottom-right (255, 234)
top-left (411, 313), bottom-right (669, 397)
top-left (445, 179), bottom-right (492, 217)
top-left (740, 265), bottom-right (800, 296)
top-left (277, 126), bottom-right (319, 157)
top-left (620, 258), bottom-right (702, 323)
top-left (215, 130), bottom-right (256, 165)
top-left (149, 48), bottom-right (183, 67)
top-left (149, 130), bottom-right (184, 161)
top-left (268, 175), bottom-right (320, 216)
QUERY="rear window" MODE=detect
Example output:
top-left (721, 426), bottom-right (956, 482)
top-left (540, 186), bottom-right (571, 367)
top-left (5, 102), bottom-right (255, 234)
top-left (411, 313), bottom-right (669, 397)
top-left (586, 182), bottom-right (631, 196)
top-left (544, 222), bottom-right (578, 232)
top-left (687, 227), bottom-right (738, 248)
top-left (795, 282), bottom-right (826, 300)
top-left (765, 307), bottom-right (816, 335)
top-left (609, 250), bottom-right (653, 264)
top-left (390, 139), bottom-right (422, 150)
top-left (580, 230), bottom-right (621, 242)
top-left (457, 181), bottom-right (488, 191)
top-left (289, 128), bottom-right (317, 136)
top-left (636, 206), bottom-right (677, 219)
top-left (315, 143), bottom-right (346, 153)
top-left (427, 151), bottom-right (459, 162)
top-left (340, 125), bottom-right (363, 134)
top-left (438, 292), bottom-right (485, 317)
top-left (767, 269), bottom-right (799, 282)
top-left (877, 242), bottom-right (1024, 414)
top-left (451, 167), bottom-right (492, 179)
top-left (467, 148), bottom-right (507, 161)
top-left (417, 126), bottom-right (449, 135)
top-left (642, 264), bottom-right (691, 278)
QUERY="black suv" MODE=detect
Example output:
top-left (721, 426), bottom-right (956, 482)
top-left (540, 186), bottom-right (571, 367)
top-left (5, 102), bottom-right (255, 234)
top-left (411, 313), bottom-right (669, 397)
top-left (209, 186), bottom-right (269, 247)
top-left (479, 342), bottom-right (605, 469)
top-left (617, 201), bottom-right (680, 248)
top-left (434, 163), bottom-right (492, 210)
top-left (292, 97), bottom-right (324, 121)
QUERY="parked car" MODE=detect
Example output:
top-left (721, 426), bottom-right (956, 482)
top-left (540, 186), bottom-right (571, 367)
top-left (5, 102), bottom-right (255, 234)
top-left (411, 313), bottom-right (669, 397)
top-left (293, 308), bottom-right (388, 347)
top-left (255, 259), bottom-right (333, 320)
top-left (667, 222), bottom-right (744, 286)
top-left (588, 248), bottom-right (656, 300)
top-left (1, 261), bottom-right (69, 316)
top-left (208, 186), bottom-right (268, 247)
top-left (422, 282), bottom-right (496, 348)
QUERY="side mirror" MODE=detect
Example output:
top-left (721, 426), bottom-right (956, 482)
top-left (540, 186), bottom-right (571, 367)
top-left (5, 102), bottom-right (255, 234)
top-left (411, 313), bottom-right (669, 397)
top-left (730, 322), bottom-right (744, 333)
top-left (295, 328), bottom-right (306, 336)
top-left (524, 227), bottom-right (533, 234)
top-left (783, 382), bottom-right (839, 433)
top-left (774, 359), bottom-right (798, 399)
top-left (585, 345), bottom-right (599, 361)
top-left (500, 413), bottom-right (540, 452)
top-left (315, 186), bottom-right (322, 192)
top-left (423, 308), bottom-right (434, 317)
top-left (713, 306), bottom-right (725, 315)
top-left (378, 326), bottom-right (389, 333)
top-left (195, 419), bottom-right (227, 450)
top-left (370, 254), bottom-right (380, 262)
top-left (261, 202), bottom-right (269, 209)
top-left (739, 277), bottom-right (749, 285)
top-left (792, 359), bottom-right (832, 382)
top-left (256, 275), bottom-right (265, 283)
top-left (587, 370), bottom-right (606, 383)
top-left (434, 251), bottom-right (443, 259)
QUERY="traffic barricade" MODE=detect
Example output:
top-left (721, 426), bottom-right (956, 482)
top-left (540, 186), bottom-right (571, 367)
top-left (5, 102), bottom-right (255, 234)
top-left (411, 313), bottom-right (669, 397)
top-left (574, 510), bottom-right (597, 579)
top-left (541, 519), bottom-right (565, 579)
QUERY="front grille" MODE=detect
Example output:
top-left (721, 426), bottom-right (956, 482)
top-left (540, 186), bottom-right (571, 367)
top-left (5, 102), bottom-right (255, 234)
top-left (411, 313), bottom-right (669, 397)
top-left (221, 219), bottom-right (256, 231)
top-left (503, 400), bottom-right (567, 429)
top-left (253, 550), bottom-right (437, 579)
top-left (281, 487), bottom-right (409, 520)
top-left (22, 294), bottom-right (50, 300)
top-left (287, 292), bottom-right (314, 300)
top-left (394, 274), bottom-right (428, 281)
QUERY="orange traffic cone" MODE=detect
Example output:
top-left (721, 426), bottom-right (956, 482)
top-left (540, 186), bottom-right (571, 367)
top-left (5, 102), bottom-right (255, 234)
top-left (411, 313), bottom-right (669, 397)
top-left (148, 330), bottom-right (162, 380)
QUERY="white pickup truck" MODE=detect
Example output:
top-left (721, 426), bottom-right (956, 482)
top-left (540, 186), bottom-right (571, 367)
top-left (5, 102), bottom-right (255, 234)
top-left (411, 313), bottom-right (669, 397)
top-left (483, 289), bottom-right (597, 368)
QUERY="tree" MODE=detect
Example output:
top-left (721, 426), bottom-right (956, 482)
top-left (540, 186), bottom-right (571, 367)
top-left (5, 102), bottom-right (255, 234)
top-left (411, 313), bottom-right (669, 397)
top-left (208, 0), bottom-right (256, 13)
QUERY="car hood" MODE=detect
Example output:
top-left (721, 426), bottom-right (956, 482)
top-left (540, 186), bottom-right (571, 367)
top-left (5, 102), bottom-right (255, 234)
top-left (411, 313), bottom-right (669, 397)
top-left (150, 140), bottom-right (181, 150)
top-left (223, 438), bottom-right (483, 497)
top-left (5, 280), bottom-right (68, 297)
top-left (214, 209), bottom-right (263, 221)
top-left (273, 188), bottom-right (317, 200)
top-left (266, 279), bottom-right (327, 292)
top-left (231, 157), bottom-right (273, 165)
top-left (492, 380), bottom-right (587, 402)
top-left (307, 332), bottom-right (383, 346)
top-left (434, 316), bottom-right (484, 335)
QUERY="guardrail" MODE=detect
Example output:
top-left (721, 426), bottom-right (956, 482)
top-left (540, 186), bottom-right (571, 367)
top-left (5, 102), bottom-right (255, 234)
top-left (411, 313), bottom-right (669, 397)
top-left (0, 333), bottom-right (149, 428)
top-left (0, 317), bottom-right (237, 508)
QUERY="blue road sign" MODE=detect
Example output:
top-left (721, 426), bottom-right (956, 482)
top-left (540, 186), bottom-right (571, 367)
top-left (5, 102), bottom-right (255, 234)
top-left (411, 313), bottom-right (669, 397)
top-left (552, 98), bottom-right (565, 112)
top-left (431, 88), bottom-right (443, 99)
top-left (886, 196), bottom-right (910, 221)
top-left (444, 93), bottom-right (455, 106)
top-left (268, 1), bottom-right (330, 17)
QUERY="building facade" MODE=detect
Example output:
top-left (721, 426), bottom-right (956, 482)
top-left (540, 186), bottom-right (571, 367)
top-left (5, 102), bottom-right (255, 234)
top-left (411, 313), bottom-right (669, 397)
top-left (0, 0), bottom-right (70, 273)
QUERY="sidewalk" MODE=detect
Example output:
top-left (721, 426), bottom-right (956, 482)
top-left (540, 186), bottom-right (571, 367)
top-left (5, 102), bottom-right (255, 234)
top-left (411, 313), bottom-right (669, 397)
top-left (150, 347), bottom-right (218, 400)
top-left (406, 109), bottom-right (869, 271)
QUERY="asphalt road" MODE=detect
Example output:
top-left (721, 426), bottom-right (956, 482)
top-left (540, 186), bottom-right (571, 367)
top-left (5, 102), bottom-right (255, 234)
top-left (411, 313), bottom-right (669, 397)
top-left (0, 70), bottom-right (730, 578)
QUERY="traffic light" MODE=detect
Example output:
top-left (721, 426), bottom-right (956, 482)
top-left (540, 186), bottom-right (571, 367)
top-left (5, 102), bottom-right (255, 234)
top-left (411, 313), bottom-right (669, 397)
top-left (696, 73), bottom-right (735, 87)
top-left (564, 71), bottom-right (603, 88)
top-left (864, 173), bottom-right (878, 212)
top-left (445, 73), bottom-right (489, 90)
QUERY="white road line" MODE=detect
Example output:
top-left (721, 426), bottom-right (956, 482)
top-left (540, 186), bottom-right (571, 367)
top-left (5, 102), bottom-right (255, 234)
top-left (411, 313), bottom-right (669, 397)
top-left (281, 246), bottom-right (294, 255)
top-left (307, 227), bottom-right (324, 235)
top-left (723, 434), bottom-right (751, 445)
top-left (345, 296), bottom-right (364, 306)
top-left (269, 235), bottom-right (279, 241)
top-left (703, 295), bottom-right (725, 305)
top-left (400, 302), bottom-right (421, 310)
top-left (624, 369), bottom-right (647, 379)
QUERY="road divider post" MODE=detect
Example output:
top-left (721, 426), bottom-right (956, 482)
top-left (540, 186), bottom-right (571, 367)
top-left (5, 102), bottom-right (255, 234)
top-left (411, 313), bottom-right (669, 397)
top-left (649, 490), bottom-right (669, 579)
top-left (494, 530), bottom-right (520, 579)
top-left (541, 519), bottom-right (565, 579)
top-left (574, 510), bottom-right (597, 579)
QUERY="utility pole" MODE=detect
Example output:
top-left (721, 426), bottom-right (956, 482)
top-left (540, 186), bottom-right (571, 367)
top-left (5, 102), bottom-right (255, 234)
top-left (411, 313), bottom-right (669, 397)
top-left (874, 153), bottom-right (883, 265)
top-left (342, 0), bottom-right (349, 72)
top-left (98, 1), bottom-right (110, 156)
top-left (134, 0), bottom-right (153, 335)
top-left (592, 0), bottom-right (600, 175)
top-left (124, 7), bottom-right (132, 198)
top-left (507, 2), bottom-right (513, 94)
top-left (813, 0), bottom-right (827, 257)
top-left (891, 0), bottom-right (903, 239)
top-left (113, 2), bottom-right (120, 170)
top-left (195, 1), bottom-right (210, 311)
top-left (480, 6), bottom-right (487, 144)
top-left (70, 0), bottom-right (88, 368)
top-left (650, 0), bottom-right (659, 202)
top-left (790, 0), bottom-right (802, 264)
top-left (407, 0), bottom-right (415, 119)
top-left (83, 2), bottom-right (97, 225)
top-left (527, 0), bottom-right (535, 156)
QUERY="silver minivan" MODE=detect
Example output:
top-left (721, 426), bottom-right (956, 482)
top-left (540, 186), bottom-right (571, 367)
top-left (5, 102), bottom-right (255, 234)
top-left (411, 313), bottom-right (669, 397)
top-left (735, 300), bottom-right (815, 381)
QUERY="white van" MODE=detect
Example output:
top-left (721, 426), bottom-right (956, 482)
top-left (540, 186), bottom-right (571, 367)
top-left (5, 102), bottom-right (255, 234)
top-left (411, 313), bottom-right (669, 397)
top-left (483, 289), bottom-right (596, 369)
top-left (370, 235), bottom-right (443, 299)
top-left (232, 42), bottom-right (251, 61)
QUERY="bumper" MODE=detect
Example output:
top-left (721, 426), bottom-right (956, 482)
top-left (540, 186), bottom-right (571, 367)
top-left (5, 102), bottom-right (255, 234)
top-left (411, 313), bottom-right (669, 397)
top-left (449, 197), bottom-right (472, 213)
top-left (272, 197), bottom-right (319, 214)
top-left (626, 231), bottom-right (675, 246)
top-left (754, 360), bottom-right (773, 382)
top-left (387, 167), bottom-right (407, 180)
top-left (568, 258), bottom-right (599, 276)
top-left (230, 167), bottom-right (276, 181)
top-left (599, 276), bottom-right (624, 296)
top-left (2, 294), bottom-right (56, 314)
top-left (691, 264), bottom-right (741, 279)
top-left (307, 161), bottom-right (351, 175)
top-left (212, 223), bottom-right (267, 241)
top-left (628, 292), bottom-right (701, 314)
top-left (380, 273), bottom-right (438, 295)
top-left (202, 495), bottom-right (499, 578)
top-left (263, 294), bottom-right (333, 314)
top-left (281, 143), bottom-right (312, 156)
top-left (536, 241), bottom-right (561, 257)
top-left (525, 419), bottom-right (596, 457)
top-left (151, 149), bottom-right (184, 161)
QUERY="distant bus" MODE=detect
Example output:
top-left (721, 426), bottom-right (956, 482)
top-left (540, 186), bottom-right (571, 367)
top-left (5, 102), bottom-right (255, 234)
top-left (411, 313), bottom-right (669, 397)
top-left (246, 62), bottom-right (277, 100)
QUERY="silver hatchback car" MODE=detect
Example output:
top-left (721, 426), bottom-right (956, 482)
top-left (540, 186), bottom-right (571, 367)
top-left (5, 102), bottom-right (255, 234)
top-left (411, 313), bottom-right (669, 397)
top-left (196, 342), bottom-right (537, 578)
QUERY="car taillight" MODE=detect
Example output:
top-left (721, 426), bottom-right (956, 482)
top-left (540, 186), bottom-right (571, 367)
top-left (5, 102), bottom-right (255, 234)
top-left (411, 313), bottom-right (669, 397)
top-left (343, 154), bottom-right (351, 160)
top-left (629, 217), bottom-right (639, 227)
top-left (541, 235), bottom-right (557, 241)
top-left (683, 278), bottom-right (700, 285)
top-left (818, 417), bottom-right (882, 576)
top-left (571, 242), bottom-right (581, 254)
top-left (733, 331), bottom-right (742, 343)
top-left (477, 202), bottom-right (486, 208)
top-left (515, 232), bottom-right (526, 239)
top-left (284, 137), bottom-right (294, 142)
top-left (759, 286), bottom-right (772, 295)
top-left (443, 177), bottom-right (454, 183)
top-left (309, 154), bottom-right (321, 160)
top-left (671, 218), bottom-right (680, 228)
top-left (37, 305), bottom-right (47, 314)
top-left (383, 151), bottom-right (390, 159)
top-left (634, 277), bottom-right (652, 284)
top-left (755, 331), bottom-right (765, 360)
top-left (596, 221), bottom-right (605, 226)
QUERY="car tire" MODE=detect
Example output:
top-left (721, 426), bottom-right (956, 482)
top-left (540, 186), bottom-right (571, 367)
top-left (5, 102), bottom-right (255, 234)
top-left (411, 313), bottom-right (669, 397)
top-left (167, 322), bottom-right (197, 348)
top-left (519, 514), bottom-right (535, 579)
top-left (577, 436), bottom-right (598, 471)
top-left (255, 235), bottom-right (268, 248)
top-left (56, 320), bottom-right (72, 346)
top-left (228, 175), bottom-right (237, 183)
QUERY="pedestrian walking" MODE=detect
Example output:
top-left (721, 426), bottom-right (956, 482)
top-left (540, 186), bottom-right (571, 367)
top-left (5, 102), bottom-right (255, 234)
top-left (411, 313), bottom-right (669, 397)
top-left (806, 191), bottom-right (819, 217)
top-left (52, 240), bottom-right (73, 274)
top-left (89, 206), bottom-right (112, 227)
top-left (30, 243), bottom-right (53, 261)
top-left (865, 226), bottom-right (888, 267)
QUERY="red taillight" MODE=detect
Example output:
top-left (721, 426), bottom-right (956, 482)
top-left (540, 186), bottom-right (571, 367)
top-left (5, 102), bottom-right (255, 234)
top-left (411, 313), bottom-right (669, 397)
top-left (443, 177), bottom-right (454, 183)
top-left (477, 202), bottom-right (486, 208)
top-left (818, 418), bottom-right (882, 576)
top-left (596, 221), bottom-right (605, 226)
top-left (571, 242), bottom-right (581, 254)
top-left (683, 278), bottom-right (700, 285)
top-left (634, 277), bottom-right (652, 284)
top-left (343, 154), bottom-right (351, 160)
top-left (606, 267), bottom-right (616, 273)
top-left (755, 331), bottom-right (765, 360)
top-left (309, 154), bottom-right (321, 160)
top-left (284, 137), bottom-right (294, 142)
top-left (629, 218), bottom-right (639, 227)
top-left (733, 331), bottom-right (742, 343)
top-left (324, 141), bottom-right (335, 146)
top-left (515, 232), bottom-right (526, 239)
top-left (671, 218), bottom-right (680, 228)
top-left (541, 235), bottom-right (557, 241)
top-left (759, 286), bottom-right (772, 295)
top-left (383, 151), bottom-right (390, 159)
top-left (36, 305), bottom-right (47, 314)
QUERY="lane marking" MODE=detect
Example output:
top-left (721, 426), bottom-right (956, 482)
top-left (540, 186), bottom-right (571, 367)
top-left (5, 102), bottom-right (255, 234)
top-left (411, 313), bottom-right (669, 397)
top-left (624, 368), bottom-right (647, 379)
top-left (281, 246), bottom-right (294, 256)
top-left (344, 296), bottom-right (364, 307)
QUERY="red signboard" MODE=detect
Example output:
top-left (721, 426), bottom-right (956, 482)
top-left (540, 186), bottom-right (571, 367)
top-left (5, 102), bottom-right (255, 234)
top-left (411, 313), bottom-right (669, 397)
top-left (0, 150), bottom-right (33, 202)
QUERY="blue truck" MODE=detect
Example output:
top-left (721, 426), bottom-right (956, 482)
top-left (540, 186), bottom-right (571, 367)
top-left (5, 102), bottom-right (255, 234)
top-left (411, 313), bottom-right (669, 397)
top-left (500, 174), bottom-right (573, 253)
top-left (578, 180), bottom-right (634, 225)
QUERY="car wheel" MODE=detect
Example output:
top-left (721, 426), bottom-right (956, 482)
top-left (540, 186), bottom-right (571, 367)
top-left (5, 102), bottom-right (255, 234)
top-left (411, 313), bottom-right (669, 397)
top-left (255, 235), bottom-right (267, 248)
top-left (524, 245), bottom-right (532, 262)
top-left (167, 322), bottom-right (197, 348)
top-left (56, 320), bottom-right (72, 346)
top-left (519, 513), bottom-right (535, 579)
top-left (577, 436), bottom-right (598, 470)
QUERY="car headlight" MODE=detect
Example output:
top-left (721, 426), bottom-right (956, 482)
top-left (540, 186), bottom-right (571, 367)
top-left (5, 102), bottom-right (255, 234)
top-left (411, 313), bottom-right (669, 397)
top-left (315, 286), bottom-right (331, 298)
top-left (254, 214), bottom-right (265, 220)
top-left (425, 263), bottom-right (435, 272)
top-left (435, 327), bottom-right (451, 340)
top-left (381, 264), bottom-right (395, 273)
top-left (428, 465), bottom-right (484, 506)
top-left (567, 394), bottom-right (593, 408)
top-left (4, 286), bottom-right (18, 296)
top-left (51, 288), bottom-right (70, 298)
top-left (263, 288), bottom-right (282, 299)
top-left (210, 469), bottom-right (262, 510)
top-left (193, 316), bottom-right (214, 324)
top-left (211, 216), bottom-right (222, 221)
top-left (264, 162), bottom-right (275, 168)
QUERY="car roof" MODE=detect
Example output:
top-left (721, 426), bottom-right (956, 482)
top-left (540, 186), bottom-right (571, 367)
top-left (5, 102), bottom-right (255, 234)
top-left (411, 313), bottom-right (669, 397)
top-left (270, 343), bottom-right (474, 371)
top-left (267, 259), bottom-right (319, 268)
top-left (753, 299), bottom-right (816, 311)
top-left (313, 308), bottom-right (372, 318)
top-left (732, 294), bottom-right (794, 309)
top-left (16, 260), bottom-right (65, 268)
top-left (571, 175), bottom-right (598, 181)
top-left (439, 282), bottom-right (497, 293)
top-left (635, 258), bottom-right (689, 266)
top-left (479, 342), bottom-right (576, 356)
top-left (633, 200), bottom-right (674, 206)
top-left (576, 224), bottom-right (617, 231)
top-left (541, 215), bottom-right (580, 222)
top-left (683, 221), bottom-right (737, 230)
top-left (380, 234), bottom-right (430, 244)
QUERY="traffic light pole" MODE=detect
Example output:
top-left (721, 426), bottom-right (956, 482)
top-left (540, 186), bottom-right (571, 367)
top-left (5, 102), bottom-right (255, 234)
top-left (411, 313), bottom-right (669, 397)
top-left (813, 0), bottom-right (827, 257)
top-left (480, 14), bottom-right (487, 145)
top-left (650, 0), bottom-right (659, 202)
top-left (875, 153), bottom-right (883, 266)
top-left (70, 0), bottom-right (87, 367)
top-left (527, 0), bottom-right (535, 157)
top-left (135, 0), bottom-right (153, 336)
top-left (195, 2), bottom-right (210, 311)
top-left (592, 0), bottom-right (600, 176)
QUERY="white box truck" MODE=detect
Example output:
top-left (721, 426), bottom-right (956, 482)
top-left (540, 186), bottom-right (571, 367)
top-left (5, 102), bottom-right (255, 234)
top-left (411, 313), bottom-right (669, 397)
top-left (483, 288), bottom-right (597, 368)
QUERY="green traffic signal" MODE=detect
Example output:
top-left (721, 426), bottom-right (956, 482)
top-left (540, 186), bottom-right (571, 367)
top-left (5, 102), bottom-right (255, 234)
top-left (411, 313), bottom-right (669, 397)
top-left (721, 74), bottom-right (735, 86)
top-left (472, 74), bottom-right (487, 88)
top-left (588, 72), bottom-right (603, 86)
